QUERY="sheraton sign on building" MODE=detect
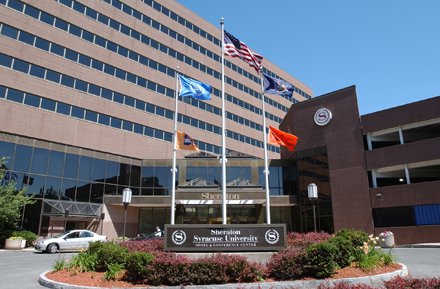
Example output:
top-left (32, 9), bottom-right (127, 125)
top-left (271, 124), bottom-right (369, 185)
top-left (165, 224), bottom-right (286, 252)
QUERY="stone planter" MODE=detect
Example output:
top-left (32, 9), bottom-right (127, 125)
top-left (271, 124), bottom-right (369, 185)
top-left (379, 235), bottom-right (395, 248)
top-left (4, 239), bottom-right (26, 249)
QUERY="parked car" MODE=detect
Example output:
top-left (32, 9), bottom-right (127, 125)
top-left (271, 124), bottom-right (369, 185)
top-left (35, 229), bottom-right (107, 253)
top-left (131, 230), bottom-right (164, 241)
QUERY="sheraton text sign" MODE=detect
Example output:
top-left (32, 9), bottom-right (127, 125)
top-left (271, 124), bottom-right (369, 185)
top-left (165, 224), bottom-right (286, 252)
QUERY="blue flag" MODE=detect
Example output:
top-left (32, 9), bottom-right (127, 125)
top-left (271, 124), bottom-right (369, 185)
top-left (262, 73), bottom-right (294, 98)
top-left (179, 75), bottom-right (211, 100)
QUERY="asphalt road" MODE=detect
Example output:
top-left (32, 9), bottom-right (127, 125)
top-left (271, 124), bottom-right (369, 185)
top-left (0, 248), bottom-right (438, 289)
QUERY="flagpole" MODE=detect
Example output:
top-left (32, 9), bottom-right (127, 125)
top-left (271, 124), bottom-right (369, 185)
top-left (220, 18), bottom-right (227, 225)
top-left (170, 67), bottom-right (180, 225)
top-left (260, 72), bottom-right (271, 224)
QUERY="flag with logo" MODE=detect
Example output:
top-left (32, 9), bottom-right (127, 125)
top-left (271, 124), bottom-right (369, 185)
top-left (176, 131), bottom-right (199, 151)
top-left (224, 30), bottom-right (263, 72)
top-left (263, 73), bottom-right (294, 98)
top-left (268, 126), bottom-right (298, 151)
top-left (179, 75), bottom-right (211, 100)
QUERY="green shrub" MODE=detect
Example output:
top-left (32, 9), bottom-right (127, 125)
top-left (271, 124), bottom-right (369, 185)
top-left (11, 230), bottom-right (37, 247)
top-left (104, 263), bottom-right (124, 281)
top-left (88, 241), bottom-right (128, 272)
top-left (329, 235), bottom-right (357, 267)
top-left (305, 241), bottom-right (338, 278)
top-left (53, 258), bottom-right (68, 271)
top-left (69, 251), bottom-right (97, 272)
top-left (267, 246), bottom-right (307, 280)
top-left (125, 252), bottom-right (154, 282)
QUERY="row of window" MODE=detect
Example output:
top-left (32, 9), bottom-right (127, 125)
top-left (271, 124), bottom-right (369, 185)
top-left (0, 6), bottom-right (283, 124)
top-left (0, 24), bottom-right (271, 133)
top-left (0, 140), bottom-right (290, 202)
top-left (63, 0), bottom-right (311, 100)
top-left (0, 51), bottom-right (279, 152)
top-left (2, 0), bottom-right (289, 118)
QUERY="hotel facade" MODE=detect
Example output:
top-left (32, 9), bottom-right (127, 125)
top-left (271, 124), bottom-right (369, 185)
top-left (1, 0), bottom-right (439, 244)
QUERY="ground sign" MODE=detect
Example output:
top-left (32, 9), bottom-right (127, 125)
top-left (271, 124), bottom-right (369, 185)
top-left (164, 224), bottom-right (286, 252)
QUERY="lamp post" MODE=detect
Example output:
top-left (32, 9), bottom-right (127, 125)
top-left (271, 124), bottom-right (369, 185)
top-left (122, 188), bottom-right (132, 241)
top-left (307, 183), bottom-right (318, 232)
top-left (64, 209), bottom-right (69, 232)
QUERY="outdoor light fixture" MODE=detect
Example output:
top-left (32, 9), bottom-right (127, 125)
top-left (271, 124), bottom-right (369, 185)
top-left (307, 183), bottom-right (318, 232)
top-left (122, 188), bottom-right (132, 241)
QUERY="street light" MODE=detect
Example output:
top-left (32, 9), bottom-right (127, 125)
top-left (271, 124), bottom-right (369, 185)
top-left (307, 183), bottom-right (318, 232)
top-left (122, 188), bottom-right (132, 241)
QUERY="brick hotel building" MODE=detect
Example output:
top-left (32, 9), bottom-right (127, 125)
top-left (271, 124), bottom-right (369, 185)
top-left (1, 0), bottom-right (439, 244)
top-left (0, 0), bottom-right (312, 239)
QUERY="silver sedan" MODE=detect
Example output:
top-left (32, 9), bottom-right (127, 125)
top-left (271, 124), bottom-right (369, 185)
top-left (35, 230), bottom-right (107, 253)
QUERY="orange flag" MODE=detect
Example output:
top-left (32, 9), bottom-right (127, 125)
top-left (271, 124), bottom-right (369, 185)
top-left (268, 126), bottom-right (298, 151)
top-left (176, 131), bottom-right (198, 151)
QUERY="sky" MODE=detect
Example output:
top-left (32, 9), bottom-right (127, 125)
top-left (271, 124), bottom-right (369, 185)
top-left (176, 0), bottom-right (439, 115)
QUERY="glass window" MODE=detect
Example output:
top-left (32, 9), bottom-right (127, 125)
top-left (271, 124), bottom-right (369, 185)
top-left (92, 158), bottom-right (106, 182)
top-left (30, 147), bottom-right (49, 175)
top-left (78, 156), bottom-right (93, 181)
top-left (1, 25), bottom-right (18, 39)
top-left (85, 110), bottom-right (98, 122)
top-left (88, 84), bottom-right (101, 96)
top-left (46, 70), bottom-right (61, 83)
top-left (40, 12), bottom-right (55, 25)
top-left (47, 150), bottom-right (65, 177)
top-left (91, 59), bottom-right (104, 71)
top-left (94, 35), bottom-right (106, 48)
top-left (18, 30), bottom-right (35, 45)
top-left (63, 153), bottom-right (79, 178)
top-left (98, 114), bottom-right (110, 126)
top-left (61, 178), bottom-right (77, 201)
top-left (90, 182), bottom-right (104, 203)
top-left (44, 176), bottom-right (62, 200)
top-left (115, 68), bottom-right (126, 80)
top-left (29, 64), bottom-right (45, 78)
top-left (82, 30), bottom-right (94, 42)
top-left (135, 100), bottom-right (145, 110)
top-left (71, 107), bottom-right (85, 119)
top-left (105, 161), bottom-right (119, 184)
top-left (12, 59), bottom-right (30, 73)
top-left (134, 123), bottom-right (143, 134)
top-left (97, 13), bottom-right (109, 25)
top-left (12, 144), bottom-right (32, 172)
top-left (61, 75), bottom-right (75, 87)
top-left (101, 88), bottom-right (112, 100)
top-left (34, 38), bottom-right (50, 51)
top-left (120, 25), bottom-right (130, 36)
top-left (113, 92), bottom-right (124, 104)
top-left (7, 89), bottom-right (24, 103)
top-left (144, 127), bottom-right (153, 137)
top-left (50, 43), bottom-right (65, 57)
top-left (0, 141), bottom-right (15, 163)
top-left (107, 41), bottom-right (117, 53)
top-left (41, 98), bottom-right (56, 111)
top-left (0, 54), bottom-right (13, 68)
top-left (24, 4), bottom-right (39, 18)
top-left (24, 93), bottom-right (40, 107)
top-left (69, 24), bottom-right (82, 37)
top-left (110, 118), bottom-right (122, 129)
top-left (104, 64), bottom-right (115, 76)
top-left (75, 79), bottom-right (88, 92)
top-left (65, 49), bottom-right (79, 62)
top-left (78, 54), bottom-right (91, 67)
top-left (127, 73), bottom-right (136, 84)
top-left (56, 102), bottom-right (71, 115)
top-left (122, 121), bottom-right (133, 132)
top-left (72, 1), bottom-right (86, 13)
top-left (25, 174), bottom-right (45, 197)
top-left (54, 18), bottom-right (69, 31)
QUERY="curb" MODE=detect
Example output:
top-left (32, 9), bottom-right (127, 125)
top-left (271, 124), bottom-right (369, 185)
top-left (39, 263), bottom-right (408, 289)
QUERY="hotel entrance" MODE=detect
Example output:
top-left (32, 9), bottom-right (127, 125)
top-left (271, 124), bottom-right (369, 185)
top-left (175, 204), bottom-right (263, 224)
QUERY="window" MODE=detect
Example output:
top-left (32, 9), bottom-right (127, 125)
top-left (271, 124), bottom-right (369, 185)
top-left (41, 98), bottom-right (56, 111)
top-left (98, 114), bottom-right (110, 126)
top-left (50, 43), bottom-right (65, 57)
top-left (30, 65), bottom-right (45, 78)
top-left (12, 59), bottom-right (30, 73)
top-left (1, 25), bottom-right (18, 39)
top-left (56, 102), bottom-right (71, 115)
top-left (71, 107), bottom-right (85, 119)
top-left (61, 75), bottom-right (75, 88)
top-left (18, 31), bottom-right (35, 45)
top-left (46, 70), bottom-right (61, 83)
top-left (110, 118), bottom-right (122, 129)
top-left (85, 110), bottom-right (98, 122)
top-left (0, 54), bottom-right (13, 68)
top-left (7, 89), bottom-right (24, 103)
top-left (24, 93), bottom-right (40, 107)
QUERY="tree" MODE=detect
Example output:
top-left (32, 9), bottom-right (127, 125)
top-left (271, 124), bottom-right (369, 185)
top-left (0, 158), bottom-right (35, 246)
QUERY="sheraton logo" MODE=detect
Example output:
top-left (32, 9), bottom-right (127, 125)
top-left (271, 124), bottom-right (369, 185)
top-left (314, 108), bottom-right (332, 126)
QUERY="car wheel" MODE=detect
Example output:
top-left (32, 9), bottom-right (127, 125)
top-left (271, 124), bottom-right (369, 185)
top-left (46, 243), bottom-right (58, 254)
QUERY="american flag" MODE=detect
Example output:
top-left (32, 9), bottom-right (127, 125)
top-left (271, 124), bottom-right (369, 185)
top-left (224, 30), bottom-right (263, 72)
